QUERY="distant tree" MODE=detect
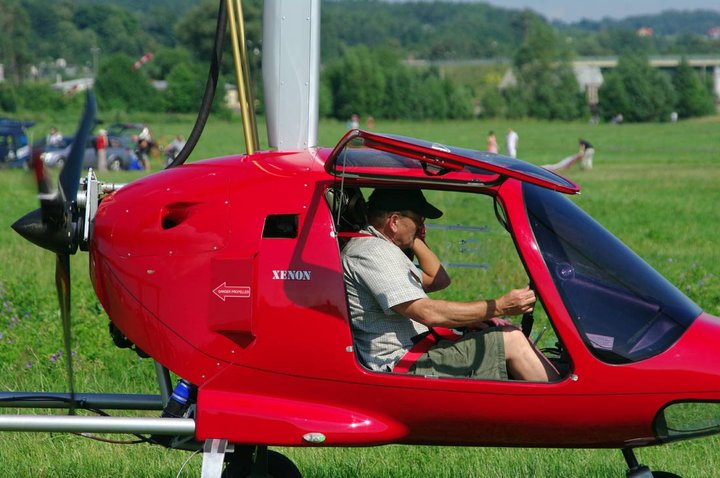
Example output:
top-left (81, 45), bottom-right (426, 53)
top-left (511, 15), bottom-right (585, 121)
top-left (175, 0), bottom-right (262, 70)
top-left (95, 53), bottom-right (158, 112)
top-left (318, 77), bottom-right (333, 119)
top-left (15, 83), bottom-right (67, 112)
top-left (146, 47), bottom-right (194, 81)
top-left (502, 86), bottom-right (529, 119)
top-left (175, 0), bottom-right (227, 64)
top-left (0, 0), bottom-right (32, 85)
top-left (444, 79), bottom-right (473, 119)
top-left (596, 29), bottom-right (652, 57)
top-left (324, 46), bottom-right (385, 120)
top-left (381, 67), bottom-right (416, 119)
top-left (74, 4), bottom-right (155, 59)
top-left (599, 52), bottom-right (676, 122)
top-left (322, 45), bottom-right (474, 121)
top-left (165, 63), bottom-right (202, 113)
top-left (480, 88), bottom-right (505, 118)
top-left (0, 84), bottom-right (18, 113)
top-left (141, 5), bottom-right (182, 48)
top-left (597, 73), bottom-right (630, 121)
top-left (673, 58), bottom-right (716, 119)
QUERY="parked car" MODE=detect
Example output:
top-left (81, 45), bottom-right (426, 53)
top-left (0, 118), bottom-right (34, 169)
top-left (107, 122), bottom-right (150, 140)
top-left (40, 135), bottom-right (139, 171)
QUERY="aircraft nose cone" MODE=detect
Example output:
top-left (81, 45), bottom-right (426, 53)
top-left (12, 208), bottom-right (75, 255)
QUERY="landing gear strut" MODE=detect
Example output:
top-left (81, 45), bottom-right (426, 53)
top-left (622, 448), bottom-right (682, 478)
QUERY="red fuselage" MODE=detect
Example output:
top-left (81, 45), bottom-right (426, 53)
top-left (89, 147), bottom-right (720, 449)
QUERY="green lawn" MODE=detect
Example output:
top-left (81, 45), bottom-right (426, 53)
top-left (0, 114), bottom-right (719, 477)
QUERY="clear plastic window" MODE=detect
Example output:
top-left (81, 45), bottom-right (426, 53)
top-left (524, 183), bottom-right (700, 363)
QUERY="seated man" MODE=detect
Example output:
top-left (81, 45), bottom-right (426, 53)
top-left (342, 188), bottom-right (559, 382)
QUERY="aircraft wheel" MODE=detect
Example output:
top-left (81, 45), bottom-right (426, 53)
top-left (652, 472), bottom-right (682, 478)
top-left (222, 449), bottom-right (302, 478)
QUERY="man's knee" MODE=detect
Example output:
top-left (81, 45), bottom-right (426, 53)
top-left (502, 327), bottom-right (531, 357)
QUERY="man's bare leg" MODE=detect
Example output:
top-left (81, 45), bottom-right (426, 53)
top-left (503, 328), bottom-right (560, 382)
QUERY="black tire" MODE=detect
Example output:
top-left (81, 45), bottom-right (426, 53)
top-left (652, 472), bottom-right (682, 478)
top-left (222, 449), bottom-right (302, 478)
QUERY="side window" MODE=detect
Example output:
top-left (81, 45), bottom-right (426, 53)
top-left (424, 191), bottom-right (562, 357)
top-left (423, 190), bottom-right (526, 302)
top-left (342, 188), bottom-right (567, 380)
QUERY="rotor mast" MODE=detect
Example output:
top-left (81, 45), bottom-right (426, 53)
top-left (263, 0), bottom-right (321, 151)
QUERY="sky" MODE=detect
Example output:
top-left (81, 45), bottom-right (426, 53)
top-left (476, 0), bottom-right (720, 22)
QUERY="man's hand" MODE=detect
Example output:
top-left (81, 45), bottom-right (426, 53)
top-left (495, 286), bottom-right (535, 316)
top-left (415, 223), bottom-right (426, 242)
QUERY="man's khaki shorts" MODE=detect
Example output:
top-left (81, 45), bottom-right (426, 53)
top-left (409, 328), bottom-right (508, 380)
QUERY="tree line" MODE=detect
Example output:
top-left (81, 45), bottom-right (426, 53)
top-left (0, 0), bottom-right (717, 123)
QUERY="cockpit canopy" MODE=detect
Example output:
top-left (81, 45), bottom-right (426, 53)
top-left (326, 130), bottom-right (580, 194)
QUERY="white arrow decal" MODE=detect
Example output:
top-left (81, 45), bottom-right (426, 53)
top-left (213, 282), bottom-right (251, 301)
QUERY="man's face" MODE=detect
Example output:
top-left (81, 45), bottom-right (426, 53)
top-left (390, 210), bottom-right (424, 249)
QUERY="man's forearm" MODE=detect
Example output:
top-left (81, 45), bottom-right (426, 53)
top-left (412, 238), bottom-right (451, 292)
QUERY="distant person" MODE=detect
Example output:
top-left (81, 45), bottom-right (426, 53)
top-left (47, 127), bottom-right (63, 147)
top-left (136, 137), bottom-right (151, 171)
top-left (96, 128), bottom-right (108, 172)
top-left (611, 113), bottom-right (624, 125)
top-left (506, 128), bottom-right (519, 158)
top-left (136, 127), bottom-right (155, 171)
top-left (487, 130), bottom-right (498, 154)
top-left (348, 114), bottom-right (360, 130)
top-left (542, 139), bottom-right (595, 172)
top-left (366, 116), bottom-right (375, 130)
top-left (165, 134), bottom-right (186, 165)
top-left (670, 111), bottom-right (678, 123)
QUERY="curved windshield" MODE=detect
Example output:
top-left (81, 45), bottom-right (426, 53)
top-left (524, 183), bottom-right (701, 364)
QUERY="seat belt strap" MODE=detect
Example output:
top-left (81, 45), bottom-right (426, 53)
top-left (393, 327), bottom-right (460, 373)
top-left (336, 232), bottom-right (372, 238)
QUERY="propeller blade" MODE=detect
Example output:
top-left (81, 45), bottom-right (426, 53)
top-left (12, 92), bottom-right (95, 255)
top-left (12, 92), bottom-right (95, 416)
top-left (59, 90), bottom-right (96, 201)
top-left (55, 253), bottom-right (77, 414)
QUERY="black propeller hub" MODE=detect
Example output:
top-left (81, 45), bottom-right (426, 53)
top-left (11, 202), bottom-right (79, 255)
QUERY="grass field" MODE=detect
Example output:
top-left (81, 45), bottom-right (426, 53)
top-left (0, 113), bottom-right (719, 477)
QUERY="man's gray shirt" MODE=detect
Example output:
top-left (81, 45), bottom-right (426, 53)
top-left (341, 226), bottom-right (429, 371)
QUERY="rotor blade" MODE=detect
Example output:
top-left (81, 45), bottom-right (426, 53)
top-left (55, 254), bottom-right (77, 415)
top-left (59, 90), bottom-right (97, 201)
